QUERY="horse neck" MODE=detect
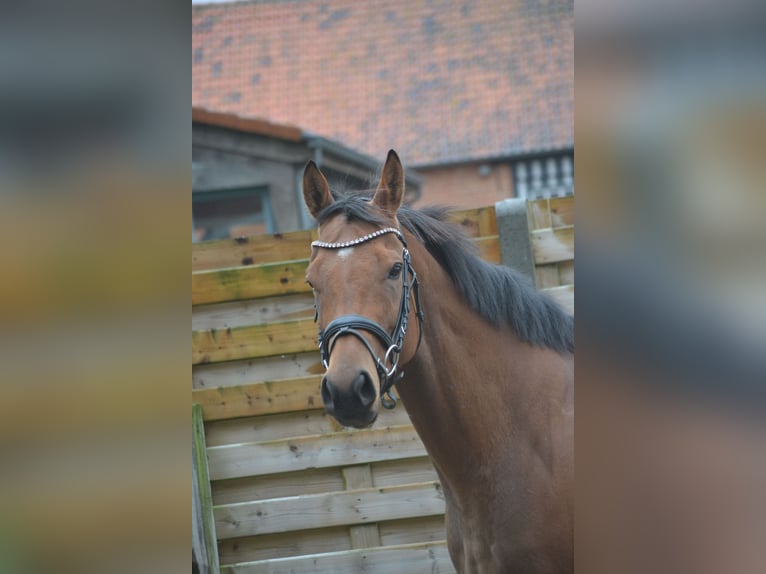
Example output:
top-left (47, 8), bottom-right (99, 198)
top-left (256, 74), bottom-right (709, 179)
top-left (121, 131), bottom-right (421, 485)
top-left (396, 238), bottom-right (527, 478)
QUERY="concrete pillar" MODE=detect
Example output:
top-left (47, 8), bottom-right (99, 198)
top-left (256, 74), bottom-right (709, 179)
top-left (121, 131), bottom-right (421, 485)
top-left (495, 198), bottom-right (536, 287)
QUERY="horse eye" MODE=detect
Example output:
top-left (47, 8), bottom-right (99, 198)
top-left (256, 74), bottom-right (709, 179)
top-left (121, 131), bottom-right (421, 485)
top-left (305, 279), bottom-right (314, 290)
top-left (387, 262), bottom-right (403, 279)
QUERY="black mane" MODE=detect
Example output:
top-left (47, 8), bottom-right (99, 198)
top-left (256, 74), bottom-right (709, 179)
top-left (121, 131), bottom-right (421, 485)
top-left (316, 192), bottom-right (574, 353)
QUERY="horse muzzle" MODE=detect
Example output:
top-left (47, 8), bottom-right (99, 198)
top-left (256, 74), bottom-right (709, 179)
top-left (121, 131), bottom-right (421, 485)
top-left (321, 368), bottom-right (379, 428)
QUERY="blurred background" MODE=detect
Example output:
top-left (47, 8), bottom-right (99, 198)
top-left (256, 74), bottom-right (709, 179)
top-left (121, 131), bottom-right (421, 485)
top-left (0, 2), bottom-right (189, 574)
top-left (576, 0), bottom-right (766, 572)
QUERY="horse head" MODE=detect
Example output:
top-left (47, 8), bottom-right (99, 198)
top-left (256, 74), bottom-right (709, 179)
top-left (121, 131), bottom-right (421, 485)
top-left (302, 150), bottom-right (421, 428)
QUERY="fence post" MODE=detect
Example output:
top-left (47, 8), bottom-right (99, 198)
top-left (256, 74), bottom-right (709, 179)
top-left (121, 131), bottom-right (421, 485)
top-left (193, 403), bottom-right (220, 574)
top-left (495, 198), bottom-right (536, 287)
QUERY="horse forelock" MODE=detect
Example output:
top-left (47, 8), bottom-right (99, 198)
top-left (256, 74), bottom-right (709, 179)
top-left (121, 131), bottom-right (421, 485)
top-left (314, 191), bottom-right (574, 354)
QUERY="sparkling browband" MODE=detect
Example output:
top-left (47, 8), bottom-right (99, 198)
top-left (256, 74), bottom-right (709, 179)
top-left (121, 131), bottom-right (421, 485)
top-left (311, 227), bottom-right (404, 249)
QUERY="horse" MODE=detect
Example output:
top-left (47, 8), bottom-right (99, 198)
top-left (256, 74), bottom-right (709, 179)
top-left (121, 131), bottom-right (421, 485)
top-left (302, 150), bottom-right (574, 573)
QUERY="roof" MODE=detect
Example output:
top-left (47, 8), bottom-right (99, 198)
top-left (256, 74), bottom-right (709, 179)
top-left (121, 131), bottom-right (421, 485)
top-left (192, 106), bottom-right (423, 201)
top-left (192, 106), bottom-right (302, 141)
top-left (192, 0), bottom-right (573, 166)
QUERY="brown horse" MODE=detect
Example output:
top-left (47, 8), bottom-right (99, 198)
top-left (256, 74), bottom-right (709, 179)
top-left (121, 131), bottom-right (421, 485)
top-left (302, 150), bottom-right (574, 573)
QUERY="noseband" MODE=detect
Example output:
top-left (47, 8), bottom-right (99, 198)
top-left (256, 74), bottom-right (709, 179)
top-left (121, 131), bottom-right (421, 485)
top-left (311, 227), bottom-right (424, 409)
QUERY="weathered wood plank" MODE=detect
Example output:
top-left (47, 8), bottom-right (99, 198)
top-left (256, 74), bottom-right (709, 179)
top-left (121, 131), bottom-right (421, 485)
top-left (549, 196), bottom-right (574, 227)
top-left (207, 424), bottom-right (427, 480)
top-left (192, 319), bottom-right (318, 364)
top-left (215, 481), bottom-right (445, 538)
top-left (192, 294), bottom-right (315, 331)
top-left (193, 261), bottom-right (311, 305)
top-left (535, 263), bottom-right (562, 289)
top-left (205, 408), bottom-right (329, 446)
top-left (193, 376), bottom-right (323, 421)
top-left (448, 206), bottom-right (498, 237)
top-left (205, 402), bottom-right (412, 444)
top-left (371, 457), bottom-right (439, 488)
top-left (378, 515), bottom-right (448, 547)
top-left (211, 455), bottom-right (437, 506)
top-left (193, 231), bottom-right (316, 271)
top-left (527, 198), bottom-right (552, 230)
top-left (531, 225), bottom-right (574, 264)
top-left (193, 353), bottom-right (323, 390)
top-left (217, 527), bottom-right (351, 565)
top-left (558, 260), bottom-right (575, 285)
top-left (475, 235), bottom-right (501, 264)
top-left (220, 541), bottom-right (456, 574)
top-left (212, 468), bottom-right (344, 506)
top-left (528, 197), bottom-right (574, 230)
top-left (342, 465), bottom-right (381, 548)
top-left (193, 404), bottom-right (221, 574)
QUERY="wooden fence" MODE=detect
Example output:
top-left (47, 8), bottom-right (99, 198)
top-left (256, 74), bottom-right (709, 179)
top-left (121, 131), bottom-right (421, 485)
top-left (192, 197), bottom-right (573, 574)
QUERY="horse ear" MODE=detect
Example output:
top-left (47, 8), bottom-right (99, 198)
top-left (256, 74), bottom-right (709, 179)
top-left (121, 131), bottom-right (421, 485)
top-left (302, 160), bottom-right (333, 218)
top-left (372, 149), bottom-right (405, 215)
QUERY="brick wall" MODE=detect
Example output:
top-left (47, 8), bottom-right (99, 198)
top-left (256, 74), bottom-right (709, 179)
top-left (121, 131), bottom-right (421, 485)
top-left (416, 162), bottom-right (514, 208)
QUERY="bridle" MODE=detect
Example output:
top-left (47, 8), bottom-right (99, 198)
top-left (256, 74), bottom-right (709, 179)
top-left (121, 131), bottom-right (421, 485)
top-left (311, 227), bottom-right (424, 409)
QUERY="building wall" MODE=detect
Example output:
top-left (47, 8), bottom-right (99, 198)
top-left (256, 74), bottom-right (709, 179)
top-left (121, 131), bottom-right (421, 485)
top-left (192, 122), bottom-right (424, 237)
top-left (193, 146), bottom-right (303, 235)
top-left (413, 162), bottom-right (514, 208)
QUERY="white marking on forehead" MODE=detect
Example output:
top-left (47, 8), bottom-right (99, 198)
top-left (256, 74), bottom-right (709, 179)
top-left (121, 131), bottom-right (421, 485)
top-left (336, 247), bottom-right (354, 259)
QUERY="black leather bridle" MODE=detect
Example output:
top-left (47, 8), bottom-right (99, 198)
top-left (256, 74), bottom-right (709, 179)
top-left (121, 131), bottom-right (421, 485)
top-left (311, 227), bottom-right (424, 409)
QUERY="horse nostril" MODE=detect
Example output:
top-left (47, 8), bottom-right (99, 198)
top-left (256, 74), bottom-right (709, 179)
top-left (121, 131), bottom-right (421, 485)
top-left (321, 376), bottom-right (334, 410)
top-left (353, 371), bottom-right (377, 408)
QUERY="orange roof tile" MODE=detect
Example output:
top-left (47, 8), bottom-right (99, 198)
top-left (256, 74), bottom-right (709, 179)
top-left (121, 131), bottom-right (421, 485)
top-left (192, 0), bottom-right (573, 166)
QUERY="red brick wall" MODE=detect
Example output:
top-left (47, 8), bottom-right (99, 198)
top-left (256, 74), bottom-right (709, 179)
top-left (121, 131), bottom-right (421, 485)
top-left (415, 162), bottom-right (515, 208)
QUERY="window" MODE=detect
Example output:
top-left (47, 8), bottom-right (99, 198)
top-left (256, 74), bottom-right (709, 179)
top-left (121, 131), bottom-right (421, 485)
top-left (192, 186), bottom-right (272, 242)
top-left (513, 152), bottom-right (574, 200)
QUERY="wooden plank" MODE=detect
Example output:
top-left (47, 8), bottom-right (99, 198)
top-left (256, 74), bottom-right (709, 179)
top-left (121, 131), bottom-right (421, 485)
top-left (205, 403), bottom-right (412, 444)
top-left (220, 541), bottom-right (456, 574)
top-left (193, 261), bottom-right (311, 305)
top-left (531, 226), bottom-right (574, 264)
top-left (193, 376), bottom-right (323, 421)
top-left (192, 294), bottom-right (315, 331)
top-left (535, 263), bottom-right (561, 289)
top-left (558, 260), bottom-right (575, 285)
top-left (212, 468), bottom-right (344, 506)
top-left (549, 196), bottom-right (574, 227)
top-left (193, 353), bottom-right (323, 390)
top-left (218, 527), bottom-right (351, 565)
top-left (193, 404), bottom-right (221, 574)
top-left (371, 457), bottom-right (439, 488)
top-left (378, 515), bottom-right (448, 547)
top-left (448, 206), bottom-right (498, 237)
top-left (192, 231), bottom-right (316, 271)
top-left (527, 198), bottom-right (552, 230)
top-left (192, 319), bottom-right (318, 365)
top-left (214, 481), bottom-right (445, 538)
top-left (342, 465), bottom-right (381, 548)
top-left (207, 424), bottom-right (428, 480)
top-left (543, 284), bottom-right (574, 315)
top-left (343, 464), bottom-right (375, 491)
top-left (205, 409), bottom-right (330, 446)
top-left (475, 235), bottom-right (501, 264)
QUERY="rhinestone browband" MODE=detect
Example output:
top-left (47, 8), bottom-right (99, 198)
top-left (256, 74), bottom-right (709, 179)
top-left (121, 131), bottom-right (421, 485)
top-left (311, 227), bottom-right (404, 249)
